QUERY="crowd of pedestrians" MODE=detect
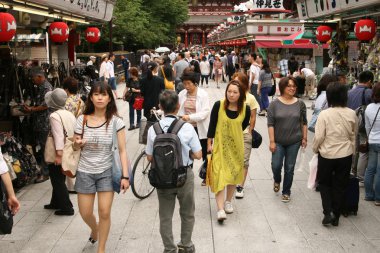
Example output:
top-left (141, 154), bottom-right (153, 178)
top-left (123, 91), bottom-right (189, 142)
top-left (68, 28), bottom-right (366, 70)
top-left (2, 48), bottom-right (380, 253)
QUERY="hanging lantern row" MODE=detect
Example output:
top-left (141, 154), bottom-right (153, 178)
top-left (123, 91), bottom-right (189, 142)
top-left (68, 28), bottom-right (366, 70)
top-left (48, 22), bottom-right (101, 43)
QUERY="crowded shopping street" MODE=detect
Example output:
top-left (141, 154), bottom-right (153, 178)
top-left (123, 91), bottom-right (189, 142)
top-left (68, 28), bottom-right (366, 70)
top-left (1, 0), bottom-right (380, 253)
top-left (0, 81), bottom-right (379, 253)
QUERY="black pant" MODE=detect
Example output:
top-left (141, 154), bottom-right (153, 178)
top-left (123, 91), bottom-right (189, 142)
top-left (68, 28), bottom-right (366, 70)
top-left (201, 75), bottom-right (209, 85)
top-left (49, 164), bottom-right (73, 211)
top-left (317, 154), bottom-right (352, 217)
top-left (194, 127), bottom-right (208, 161)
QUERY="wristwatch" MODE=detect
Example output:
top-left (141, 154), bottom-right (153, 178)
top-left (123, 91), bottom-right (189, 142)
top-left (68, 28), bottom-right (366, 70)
top-left (121, 176), bottom-right (130, 180)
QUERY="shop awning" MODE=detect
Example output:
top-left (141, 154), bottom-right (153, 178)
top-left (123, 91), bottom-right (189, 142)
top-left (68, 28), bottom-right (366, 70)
top-left (16, 34), bottom-right (46, 42)
top-left (254, 31), bottom-right (329, 49)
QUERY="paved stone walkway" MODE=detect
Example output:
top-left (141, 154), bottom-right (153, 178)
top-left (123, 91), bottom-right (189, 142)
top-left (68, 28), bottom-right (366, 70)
top-left (1, 80), bottom-right (380, 253)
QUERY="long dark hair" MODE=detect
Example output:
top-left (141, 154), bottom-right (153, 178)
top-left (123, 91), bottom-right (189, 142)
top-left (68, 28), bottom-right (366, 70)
top-left (262, 61), bottom-right (271, 74)
top-left (83, 81), bottom-right (118, 129)
top-left (224, 80), bottom-right (246, 114)
top-left (147, 62), bottom-right (158, 80)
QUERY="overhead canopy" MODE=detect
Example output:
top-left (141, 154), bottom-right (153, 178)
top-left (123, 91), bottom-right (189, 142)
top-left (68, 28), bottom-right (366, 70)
top-left (254, 31), bottom-right (329, 49)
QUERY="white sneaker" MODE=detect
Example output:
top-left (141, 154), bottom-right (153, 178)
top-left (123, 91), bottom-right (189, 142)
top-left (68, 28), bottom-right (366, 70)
top-left (224, 201), bottom-right (234, 214)
top-left (236, 186), bottom-right (244, 199)
top-left (217, 210), bottom-right (227, 221)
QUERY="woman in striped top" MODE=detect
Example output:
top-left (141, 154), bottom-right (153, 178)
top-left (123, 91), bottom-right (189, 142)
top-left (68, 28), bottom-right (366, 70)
top-left (73, 82), bottom-right (130, 253)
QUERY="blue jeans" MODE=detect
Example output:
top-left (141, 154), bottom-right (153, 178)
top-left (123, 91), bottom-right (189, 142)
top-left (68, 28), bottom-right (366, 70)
top-left (271, 141), bottom-right (301, 195)
top-left (250, 83), bottom-right (261, 109)
top-left (108, 77), bottom-right (116, 90)
top-left (364, 144), bottom-right (380, 201)
top-left (260, 86), bottom-right (272, 111)
top-left (128, 100), bottom-right (141, 127)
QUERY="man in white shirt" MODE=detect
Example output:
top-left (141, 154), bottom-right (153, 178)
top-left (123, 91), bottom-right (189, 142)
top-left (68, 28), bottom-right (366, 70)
top-left (301, 67), bottom-right (316, 98)
top-left (87, 56), bottom-right (96, 66)
top-left (106, 53), bottom-right (118, 98)
top-left (249, 53), bottom-right (262, 106)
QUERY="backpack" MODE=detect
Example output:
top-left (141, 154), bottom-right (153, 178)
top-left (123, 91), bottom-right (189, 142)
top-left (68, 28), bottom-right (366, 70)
top-left (355, 88), bottom-right (369, 135)
top-left (148, 118), bottom-right (188, 189)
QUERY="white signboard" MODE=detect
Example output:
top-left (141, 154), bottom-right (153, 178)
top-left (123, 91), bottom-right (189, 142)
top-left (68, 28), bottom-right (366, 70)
top-left (250, 0), bottom-right (287, 12)
top-left (30, 0), bottom-right (115, 21)
top-left (297, 0), bottom-right (380, 19)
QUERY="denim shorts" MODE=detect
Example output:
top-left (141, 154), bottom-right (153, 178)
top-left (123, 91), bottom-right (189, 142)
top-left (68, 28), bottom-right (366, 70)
top-left (74, 168), bottom-right (113, 194)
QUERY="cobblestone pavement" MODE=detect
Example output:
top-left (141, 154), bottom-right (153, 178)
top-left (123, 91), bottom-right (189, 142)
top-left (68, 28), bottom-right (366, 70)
top-left (1, 80), bottom-right (380, 253)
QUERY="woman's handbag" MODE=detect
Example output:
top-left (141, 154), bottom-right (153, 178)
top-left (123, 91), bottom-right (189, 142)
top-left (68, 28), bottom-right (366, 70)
top-left (44, 112), bottom-right (67, 164)
top-left (61, 115), bottom-right (86, 178)
top-left (252, 130), bottom-right (262, 148)
top-left (44, 133), bottom-right (56, 164)
top-left (0, 180), bottom-right (13, 235)
top-left (359, 107), bottom-right (380, 153)
top-left (268, 73), bottom-right (276, 96)
top-left (307, 154), bottom-right (318, 190)
top-left (124, 89), bottom-right (133, 102)
top-left (161, 67), bottom-right (175, 90)
top-left (199, 159), bottom-right (208, 180)
top-left (133, 96), bottom-right (144, 110)
top-left (112, 119), bottom-right (122, 193)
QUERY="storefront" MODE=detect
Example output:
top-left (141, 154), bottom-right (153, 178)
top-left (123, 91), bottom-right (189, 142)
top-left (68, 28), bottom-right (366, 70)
top-left (296, 0), bottom-right (380, 82)
top-left (0, 0), bottom-right (115, 188)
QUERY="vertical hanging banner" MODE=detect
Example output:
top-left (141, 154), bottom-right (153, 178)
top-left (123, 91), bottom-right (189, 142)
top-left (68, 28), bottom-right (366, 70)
top-left (29, 0), bottom-right (115, 21)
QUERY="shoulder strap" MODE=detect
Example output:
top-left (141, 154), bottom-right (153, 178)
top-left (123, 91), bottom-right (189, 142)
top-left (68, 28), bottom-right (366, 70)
top-left (75, 100), bottom-right (82, 117)
top-left (361, 87), bottom-right (368, 105)
top-left (112, 118), bottom-right (118, 150)
top-left (55, 111), bottom-right (67, 137)
top-left (168, 119), bottom-right (186, 135)
top-left (368, 106), bottom-right (380, 137)
top-left (82, 115), bottom-right (87, 137)
top-left (161, 66), bottom-right (167, 79)
top-left (153, 122), bottom-right (164, 135)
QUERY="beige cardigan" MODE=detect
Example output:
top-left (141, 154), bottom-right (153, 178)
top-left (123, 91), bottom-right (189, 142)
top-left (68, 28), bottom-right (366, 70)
top-left (312, 107), bottom-right (358, 159)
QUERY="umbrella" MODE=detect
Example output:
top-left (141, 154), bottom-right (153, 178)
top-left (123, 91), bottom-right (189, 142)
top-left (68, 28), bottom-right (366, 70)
top-left (155, 47), bottom-right (170, 53)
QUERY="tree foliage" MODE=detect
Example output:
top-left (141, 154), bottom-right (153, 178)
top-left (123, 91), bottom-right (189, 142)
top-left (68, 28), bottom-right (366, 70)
top-left (112, 0), bottom-right (188, 49)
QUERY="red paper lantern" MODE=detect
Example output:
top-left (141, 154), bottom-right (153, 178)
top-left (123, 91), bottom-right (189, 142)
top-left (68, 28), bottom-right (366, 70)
top-left (49, 22), bottom-right (69, 43)
top-left (316, 26), bottom-right (333, 43)
top-left (0, 12), bottom-right (16, 42)
top-left (355, 19), bottom-right (376, 42)
top-left (85, 27), bottom-right (101, 43)
top-left (241, 38), bottom-right (248, 46)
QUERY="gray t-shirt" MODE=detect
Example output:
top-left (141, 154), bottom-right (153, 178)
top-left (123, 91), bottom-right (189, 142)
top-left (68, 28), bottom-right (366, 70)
top-left (173, 59), bottom-right (189, 80)
top-left (75, 115), bottom-right (125, 174)
top-left (259, 70), bottom-right (273, 88)
top-left (267, 99), bottom-right (307, 146)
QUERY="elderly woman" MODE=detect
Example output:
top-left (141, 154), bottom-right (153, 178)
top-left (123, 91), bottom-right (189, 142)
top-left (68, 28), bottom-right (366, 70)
top-left (44, 88), bottom-right (76, 215)
top-left (267, 77), bottom-right (307, 203)
top-left (63, 77), bottom-right (85, 118)
top-left (364, 82), bottom-right (380, 206)
top-left (207, 80), bottom-right (250, 222)
top-left (313, 82), bottom-right (357, 226)
top-left (178, 70), bottom-right (211, 184)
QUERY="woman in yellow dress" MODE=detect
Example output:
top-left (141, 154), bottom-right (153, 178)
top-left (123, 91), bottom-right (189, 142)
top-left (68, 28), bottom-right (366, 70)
top-left (207, 80), bottom-right (251, 222)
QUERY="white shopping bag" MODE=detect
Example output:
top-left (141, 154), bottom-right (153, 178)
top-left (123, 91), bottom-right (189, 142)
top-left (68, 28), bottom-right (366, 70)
top-left (307, 154), bottom-right (318, 190)
top-left (296, 147), bottom-right (306, 172)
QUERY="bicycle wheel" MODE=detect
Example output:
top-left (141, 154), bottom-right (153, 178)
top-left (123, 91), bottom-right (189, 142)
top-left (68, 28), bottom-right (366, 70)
top-left (131, 150), bottom-right (155, 199)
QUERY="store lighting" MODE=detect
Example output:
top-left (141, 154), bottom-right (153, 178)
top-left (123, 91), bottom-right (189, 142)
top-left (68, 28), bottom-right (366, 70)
top-left (0, 2), bottom-right (10, 8)
top-left (13, 0), bottom-right (49, 10)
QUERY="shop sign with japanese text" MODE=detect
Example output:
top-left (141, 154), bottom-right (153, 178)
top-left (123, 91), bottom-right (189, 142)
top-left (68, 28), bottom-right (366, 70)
top-left (249, 0), bottom-right (287, 12)
top-left (269, 25), bottom-right (304, 35)
top-left (29, 0), bottom-right (115, 21)
top-left (297, 0), bottom-right (380, 19)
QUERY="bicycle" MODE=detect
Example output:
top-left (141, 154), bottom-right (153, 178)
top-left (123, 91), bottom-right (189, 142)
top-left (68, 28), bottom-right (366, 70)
top-left (130, 108), bottom-right (162, 199)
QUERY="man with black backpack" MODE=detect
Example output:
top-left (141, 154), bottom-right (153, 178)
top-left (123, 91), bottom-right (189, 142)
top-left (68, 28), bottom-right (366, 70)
top-left (348, 71), bottom-right (374, 181)
top-left (146, 90), bottom-right (202, 253)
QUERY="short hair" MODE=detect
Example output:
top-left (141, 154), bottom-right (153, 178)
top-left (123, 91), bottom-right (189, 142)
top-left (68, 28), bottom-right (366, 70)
top-left (31, 67), bottom-right (45, 77)
top-left (359, 70), bottom-right (374, 84)
top-left (372, 82), bottom-right (380, 103)
top-left (181, 70), bottom-right (198, 85)
top-left (232, 72), bottom-right (249, 93)
top-left (159, 90), bottom-right (178, 113)
top-left (317, 74), bottom-right (338, 96)
top-left (178, 52), bottom-right (185, 59)
top-left (278, 76), bottom-right (297, 95)
top-left (326, 82), bottom-right (348, 107)
top-left (62, 77), bottom-right (78, 94)
top-left (109, 53), bottom-right (115, 58)
top-left (202, 56), bottom-right (207, 61)
top-left (129, 67), bottom-right (139, 77)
